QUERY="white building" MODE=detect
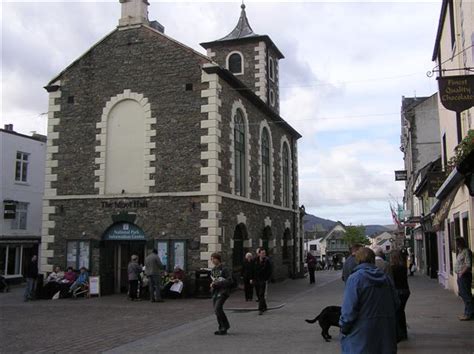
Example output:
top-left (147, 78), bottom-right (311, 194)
top-left (430, 0), bottom-right (473, 292)
top-left (0, 125), bottom-right (46, 282)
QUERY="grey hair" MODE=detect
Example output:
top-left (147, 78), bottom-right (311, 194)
top-left (245, 252), bottom-right (253, 259)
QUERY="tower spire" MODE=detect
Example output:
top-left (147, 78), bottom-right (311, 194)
top-left (218, 2), bottom-right (258, 41)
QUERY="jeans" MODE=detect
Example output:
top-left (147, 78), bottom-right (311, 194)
top-left (396, 289), bottom-right (410, 340)
top-left (255, 280), bottom-right (267, 312)
top-left (129, 280), bottom-right (139, 299)
top-left (213, 293), bottom-right (230, 331)
top-left (149, 275), bottom-right (162, 301)
top-left (243, 278), bottom-right (253, 300)
top-left (309, 269), bottom-right (315, 284)
top-left (457, 272), bottom-right (473, 318)
top-left (24, 278), bottom-right (36, 301)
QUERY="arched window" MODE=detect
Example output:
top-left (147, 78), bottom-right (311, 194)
top-left (269, 89), bottom-right (275, 107)
top-left (233, 223), bottom-right (248, 271)
top-left (282, 143), bottom-right (290, 208)
top-left (228, 52), bottom-right (243, 75)
top-left (234, 110), bottom-right (246, 196)
top-left (261, 128), bottom-right (271, 203)
top-left (262, 226), bottom-right (272, 255)
top-left (105, 99), bottom-right (146, 194)
top-left (269, 57), bottom-right (275, 81)
top-left (282, 228), bottom-right (291, 260)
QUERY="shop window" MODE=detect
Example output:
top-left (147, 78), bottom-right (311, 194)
top-left (0, 247), bottom-right (5, 275)
top-left (11, 202), bottom-right (28, 230)
top-left (66, 241), bottom-right (90, 271)
top-left (155, 240), bottom-right (187, 271)
top-left (15, 152), bottom-right (29, 182)
top-left (1, 245), bottom-right (23, 276)
top-left (462, 213), bottom-right (470, 249)
top-left (227, 52), bottom-right (243, 75)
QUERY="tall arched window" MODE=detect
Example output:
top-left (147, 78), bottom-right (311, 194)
top-left (269, 57), bottom-right (275, 81)
top-left (234, 110), bottom-right (246, 196)
top-left (262, 128), bottom-right (271, 203)
top-left (282, 143), bottom-right (290, 207)
top-left (228, 52), bottom-right (243, 75)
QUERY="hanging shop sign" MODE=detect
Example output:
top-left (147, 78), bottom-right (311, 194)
top-left (103, 222), bottom-right (145, 241)
top-left (395, 170), bottom-right (408, 181)
top-left (437, 75), bottom-right (474, 113)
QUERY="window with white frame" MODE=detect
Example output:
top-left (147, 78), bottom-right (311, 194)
top-left (11, 202), bottom-right (28, 230)
top-left (228, 52), bottom-right (243, 75)
top-left (15, 152), bottom-right (29, 182)
top-left (261, 128), bottom-right (271, 203)
top-left (66, 240), bottom-right (90, 270)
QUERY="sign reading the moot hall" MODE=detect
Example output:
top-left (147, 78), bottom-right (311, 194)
top-left (437, 75), bottom-right (474, 113)
top-left (103, 222), bottom-right (145, 241)
top-left (395, 170), bottom-right (408, 181)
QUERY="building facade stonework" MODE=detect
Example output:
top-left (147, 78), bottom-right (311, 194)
top-left (41, 1), bottom-right (302, 295)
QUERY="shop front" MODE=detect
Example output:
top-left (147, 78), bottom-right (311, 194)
top-left (0, 239), bottom-right (39, 283)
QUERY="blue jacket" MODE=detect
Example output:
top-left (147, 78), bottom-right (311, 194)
top-left (340, 263), bottom-right (399, 354)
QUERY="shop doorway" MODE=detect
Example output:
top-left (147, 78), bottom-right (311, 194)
top-left (100, 222), bottom-right (147, 295)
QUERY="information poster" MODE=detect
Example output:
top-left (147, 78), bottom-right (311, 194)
top-left (89, 276), bottom-right (100, 296)
top-left (173, 241), bottom-right (185, 270)
top-left (157, 241), bottom-right (168, 271)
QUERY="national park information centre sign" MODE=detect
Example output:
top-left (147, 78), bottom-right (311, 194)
top-left (103, 222), bottom-right (145, 241)
top-left (438, 75), bottom-right (474, 113)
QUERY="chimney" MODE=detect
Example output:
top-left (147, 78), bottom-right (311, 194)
top-left (3, 124), bottom-right (13, 131)
top-left (118, 0), bottom-right (150, 27)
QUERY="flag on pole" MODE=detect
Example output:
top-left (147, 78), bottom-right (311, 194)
top-left (390, 205), bottom-right (402, 228)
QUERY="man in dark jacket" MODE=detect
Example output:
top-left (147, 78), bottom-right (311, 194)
top-left (306, 252), bottom-right (317, 284)
top-left (253, 249), bottom-right (272, 315)
top-left (210, 253), bottom-right (232, 335)
top-left (342, 244), bottom-right (362, 283)
top-left (340, 247), bottom-right (399, 354)
top-left (24, 255), bottom-right (38, 301)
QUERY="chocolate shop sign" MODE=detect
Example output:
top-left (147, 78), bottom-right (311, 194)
top-left (438, 75), bottom-right (474, 113)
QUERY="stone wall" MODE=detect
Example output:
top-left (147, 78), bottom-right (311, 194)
top-left (51, 26), bottom-right (209, 196)
top-left (219, 196), bottom-right (296, 280)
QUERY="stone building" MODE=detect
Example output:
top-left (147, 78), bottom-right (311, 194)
top-left (41, 0), bottom-right (302, 295)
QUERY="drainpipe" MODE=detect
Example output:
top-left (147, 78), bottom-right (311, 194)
top-left (291, 135), bottom-right (298, 278)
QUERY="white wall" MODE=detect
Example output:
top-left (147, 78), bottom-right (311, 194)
top-left (0, 131), bottom-right (46, 238)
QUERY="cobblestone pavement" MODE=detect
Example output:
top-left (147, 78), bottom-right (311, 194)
top-left (0, 271), bottom-right (338, 353)
top-left (106, 273), bottom-right (474, 354)
top-left (2, 271), bottom-right (473, 353)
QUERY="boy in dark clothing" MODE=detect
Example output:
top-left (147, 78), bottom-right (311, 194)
top-left (253, 249), bottom-right (272, 315)
top-left (24, 255), bottom-right (38, 301)
top-left (210, 253), bottom-right (232, 335)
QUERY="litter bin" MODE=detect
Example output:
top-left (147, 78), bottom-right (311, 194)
top-left (195, 269), bottom-right (212, 298)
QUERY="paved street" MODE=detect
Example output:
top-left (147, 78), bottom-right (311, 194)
top-left (1, 271), bottom-right (473, 353)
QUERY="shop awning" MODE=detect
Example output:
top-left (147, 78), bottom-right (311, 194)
top-left (435, 168), bottom-right (464, 200)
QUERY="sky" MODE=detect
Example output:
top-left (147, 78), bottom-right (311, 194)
top-left (1, 0), bottom-right (443, 225)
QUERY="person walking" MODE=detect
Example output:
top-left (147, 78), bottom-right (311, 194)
top-left (306, 252), bottom-right (316, 284)
top-left (241, 252), bottom-right (255, 301)
top-left (374, 247), bottom-right (389, 274)
top-left (23, 255), bottom-right (38, 302)
top-left (340, 247), bottom-right (399, 354)
top-left (390, 250), bottom-right (410, 341)
top-left (145, 249), bottom-right (164, 303)
top-left (210, 253), bottom-right (232, 335)
top-left (455, 237), bottom-right (473, 321)
top-left (342, 244), bottom-right (363, 283)
top-left (128, 255), bottom-right (142, 301)
top-left (253, 248), bottom-right (272, 315)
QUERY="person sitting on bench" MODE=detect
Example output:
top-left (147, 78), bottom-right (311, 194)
top-left (69, 267), bottom-right (89, 297)
top-left (163, 266), bottom-right (185, 298)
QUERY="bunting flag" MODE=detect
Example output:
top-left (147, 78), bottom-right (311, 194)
top-left (390, 205), bottom-right (402, 228)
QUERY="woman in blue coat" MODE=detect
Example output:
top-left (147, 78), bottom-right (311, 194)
top-left (339, 247), bottom-right (399, 354)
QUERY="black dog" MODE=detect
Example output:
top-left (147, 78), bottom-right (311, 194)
top-left (305, 306), bottom-right (342, 342)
